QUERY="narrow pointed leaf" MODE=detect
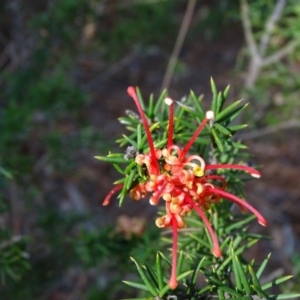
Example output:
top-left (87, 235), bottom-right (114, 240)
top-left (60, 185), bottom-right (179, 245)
top-left (176, 101), bottom-right (197, 114)
top-left (157, 251), bottom-right (171, 266)
top-left (268, 294), bottom-right (300, 299)
top-left (248, 265), bottom-right (263, 292)
top-left (208, 277), bottom-right (242, 297)
top-left (94, 156), bottom-right (128, 163)
top-left (189, 91), bottom-right (205, 118)
top-left (137, 124), bottom-right (142, 150)
top-left (214, 123), bottom-right (232, 136)
top-left (113, 178), bottom-right (126, 185)
top-left (118, 116), bottom-right (139, 126)
top-left (228, 103), bottom-right (249, 123)
top-left (210, 77), bottom-right (218, 113)
top-left (225, 215), bottom-right (255, 233)
top-left (130, 258), bottom-right (158, 296)
top-left (191, 256), bottom-right (206, 285)
top-left (215, 100), bottom-right (243, 122)
top-left (148, 94), bottom-right (154, 118)
top-left (159, 270), bottom-right (193, 297)
top-left (156, 253), bottom-right (164, 290)
top-left (198, 285), bottom-right (213, 295)
top-left (136, 87), bottom-right (146, 110)
top-left (250, 282), bottom-right (267, 299)
top-left (126, 169), bottom-right (137, 190)
top-left (228, 124), bottom-right (248, 132)
top-left (231, 249), bottom-right (242, 291)
top-left (154, 89), bottom-right (167, 116)
top-left (124, 161), bottom-right (135, 174)
top-left (121, 298), bottom-right (150, 300)
top-left (217, 239), bottom-right (258, 274)
top-left (144, 264), bottom-right (158, 289)
top-left (262, 275), bottom-right (293, 290)
top-left (234, 254), bottom-right (251, 294)
top-left (0, 166), bottom-right (13, 179)
top-left (216, 91), bottom-right (222, 113)
top-left (216, 85), bottom-right (230, 114)
top-left (231, 141), bottom-right (248, 149)
top-left (122, 134), bottom-right (138, 148)
top-left (113, 163), bottom-right (125, 174)
top-left (212, 128), bottom-right (224, 152)
top-left (176, 251), bottom-right (184, 276)
top-left (256, 253), bottom-right (271, 279)
top-left (217, 289), bottom-right (225, 299)
top-left (223, 84), bottom-right (230, 101)
top-left (122, 280), bottom-right (149, 292)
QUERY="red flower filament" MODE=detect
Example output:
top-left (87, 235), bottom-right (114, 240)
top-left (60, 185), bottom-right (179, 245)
top-left (103, 87), bottom-right (267, 290)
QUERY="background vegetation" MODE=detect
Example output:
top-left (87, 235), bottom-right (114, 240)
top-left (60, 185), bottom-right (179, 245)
top-left (0, 0), bottom-right (299, 299)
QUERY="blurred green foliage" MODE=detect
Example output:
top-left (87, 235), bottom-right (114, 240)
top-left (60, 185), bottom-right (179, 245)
top-left (0, 0), bottom-right (182, 297)
top-left (0, 0), bottom-right (299, 298)
top-left (237, 0), bottom-right (300, 127)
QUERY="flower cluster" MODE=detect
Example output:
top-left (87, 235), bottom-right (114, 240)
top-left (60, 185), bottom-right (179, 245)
top-left (102, 86), bottom-right (267, 290)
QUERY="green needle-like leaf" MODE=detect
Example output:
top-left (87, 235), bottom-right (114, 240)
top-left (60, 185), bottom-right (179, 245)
top-left (256, 253), bottom-right (271, 279)
top-left (212, 128), bottom-right (224, 152)
top-left (208, 277), bottom-right (242, 297)
top-left (222, 85), bottom-right (230, 107)
top-left (269, 294), bottom-right (300, 299)
top-left (177, 251), bottom-right (184, 276)
top-left (210, 77), bottom-right (218, 113)
top-left (248, 266), bottom-right (266, 297)
top-left (157, 251), bottom-right (171, 266)
top-left (122, 281), bottom-right (149, 292)
top-left (216, 91), bottom-right (222, 113)
top-left (154, 89), bottom-right (167, 116)
top-left (217, 289), bottom-right (225, 299)
top-left (262, 275), bottom-right (294, 290)
top-left (126, 169), bottom-right (137, 190)
top-left (136, 87), bottom-right (146, 111)
top-left (225, 215), bottom-right (255, 233)
top-left (0, 166), bottom-right (13, 179)
top-left (113, 163), bottom-right (125, 174)
top-left (122, 134), bottom-right (138, 148)
top-left (198, 285), bottom-right (213, 295)
top-left (235, 254), bottom-right (251, 294)
top-left (94, 156), bottom-right (128, 164)
top-left (137, 124), bottom-right (142, 150)
top-left (148, 94), bottom-right (154, 119)
top-left (159, 270), bottom-right (193, 297)
top-left (214, 123), bottom-right (232, 136)
top-left (189, 91), bottom-right (205, 118)
top-left (217, 239), bottom-right (258, 274)
top-left (130, 258), bottom-right (158, 296)
top-left (191, 256), bottom-right (206, 285)
top-left (251, 285), bottom-right (267, 298)
top-left (227, 124), bottom-right (248, 132)
top-left (156, 253), bottom-right (164, 291)
top-left (113, 179), bottom-right (126, 186)
top-left (231, 249), bottom-right (242, 291)
top-left (231, 141), bottom-right (248, 149)
top-left (144, 263), bottom-right (159, 289)
top-left (122, 297), bottom-right (153, 300)
top-left (228, 103), bottom-right (249, 123)
top-left (215, 99), bottom-right (243, 122)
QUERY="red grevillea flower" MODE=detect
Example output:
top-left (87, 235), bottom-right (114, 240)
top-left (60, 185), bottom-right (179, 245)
top-left (103, 87), bottom-right (267, 290)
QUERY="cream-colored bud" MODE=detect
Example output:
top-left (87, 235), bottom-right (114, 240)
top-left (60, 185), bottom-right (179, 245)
top-left (206, 110), bottom-right (214, 120)
top-left (155, 217), bottom-right (165, 228)
top-left (164, 97), bottom-right (173, 106)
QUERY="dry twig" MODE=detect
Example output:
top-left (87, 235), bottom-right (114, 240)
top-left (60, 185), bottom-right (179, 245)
top-left (240, 0), bottom-right (298, 89)
top-left (160, 0), bottom-right (196, 92)
top-left (238, 119), bottom-right (300, 140)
